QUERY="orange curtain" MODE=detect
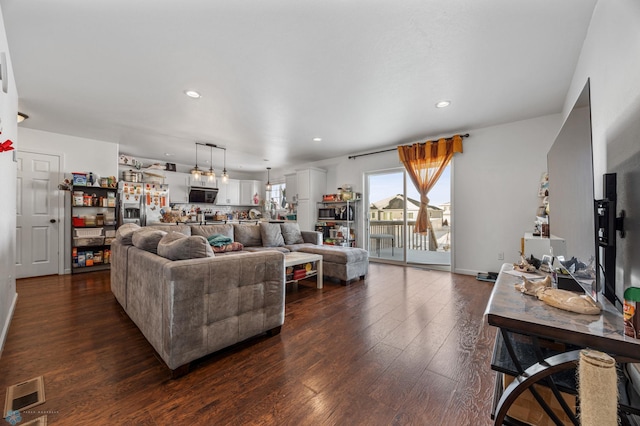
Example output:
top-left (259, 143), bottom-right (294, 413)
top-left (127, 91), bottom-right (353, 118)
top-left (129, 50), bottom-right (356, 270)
top-left (397, 135), bottom-right (463, 250)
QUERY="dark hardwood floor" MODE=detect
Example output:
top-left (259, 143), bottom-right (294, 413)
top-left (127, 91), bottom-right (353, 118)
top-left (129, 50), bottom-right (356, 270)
top-left (1, 263), bottom-right (497, 425)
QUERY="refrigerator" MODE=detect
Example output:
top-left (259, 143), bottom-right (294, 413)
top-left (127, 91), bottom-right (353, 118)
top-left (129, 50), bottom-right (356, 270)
top-left (117, 181), bottom-right (169, 226)
top-left (142, 182), bottom-right (169, 224)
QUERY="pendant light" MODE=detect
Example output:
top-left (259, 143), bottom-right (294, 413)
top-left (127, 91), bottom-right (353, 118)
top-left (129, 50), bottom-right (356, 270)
top-left (190, 143), bottom-right (201, 180)
top-left (265, 167), bottom-right (272, 191)
top-left (221, 148), bottom-right (229, 184)
top-left (205, 144), bottom-right (216, 184)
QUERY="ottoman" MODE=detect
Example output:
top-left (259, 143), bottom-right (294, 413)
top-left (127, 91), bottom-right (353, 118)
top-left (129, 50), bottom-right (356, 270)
top-left (296, 245), bottom-right (368, 284)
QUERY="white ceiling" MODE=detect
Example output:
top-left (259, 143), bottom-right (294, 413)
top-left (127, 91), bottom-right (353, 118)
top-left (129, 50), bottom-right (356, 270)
top-left (2, 0), bottom-right (597, 172)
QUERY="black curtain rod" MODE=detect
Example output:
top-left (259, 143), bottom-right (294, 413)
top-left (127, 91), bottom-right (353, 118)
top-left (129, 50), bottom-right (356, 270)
top-left (348, 133), bottom-right (470, 160)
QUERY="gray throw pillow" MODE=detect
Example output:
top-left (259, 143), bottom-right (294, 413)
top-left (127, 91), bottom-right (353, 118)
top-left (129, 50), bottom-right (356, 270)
top-left (260, 222), bottom-right (285, 247)
top-left (157, 232), bottom-right (214, 260)
top-left (115, 223), bottom-right (141, 245)
top-left (234, 224), bottom-right (262, 247)
top-left (146, 224), bottom-right (192, 236)
top-left (191, 224), bottom-right (234, 239)
top-left (280, 223), bottom-right (304, 245)
top-left (131, 228), bottom-right (167, 254)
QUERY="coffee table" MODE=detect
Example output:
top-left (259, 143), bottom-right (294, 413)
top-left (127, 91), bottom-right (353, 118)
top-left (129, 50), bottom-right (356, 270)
top-left (284, 252), bottom-right (323, 289)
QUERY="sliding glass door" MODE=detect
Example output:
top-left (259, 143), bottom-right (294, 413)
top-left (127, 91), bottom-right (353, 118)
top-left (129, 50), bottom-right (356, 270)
top-left (366, 170), bottom-right (407, 263)
top-left (365, 167), bottom-right (451, 269)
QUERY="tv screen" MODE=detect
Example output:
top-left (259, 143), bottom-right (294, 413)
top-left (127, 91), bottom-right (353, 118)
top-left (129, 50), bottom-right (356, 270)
top-left (547, 80), bottom-right (597, 296)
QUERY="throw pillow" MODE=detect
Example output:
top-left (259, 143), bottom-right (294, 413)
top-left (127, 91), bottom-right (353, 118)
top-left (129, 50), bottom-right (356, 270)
top-left (234, 224), bottom-right (262, 247)
top-left (146, 224), bottom-right (192, 236)
top-left (260, 222), bottom-right (285, 247)
top-left (280, 223), bottom-right (304, 245)
top-left (191, 224), bottom-right (234, 239)
top-left (131, 228), bottom-right (167, 254)
top-left (115, 223), bottom-right (141, 245)
top-left (157, 232), bottom-right (214, 260)
top-left (212, 242), bottom-right (244, 253)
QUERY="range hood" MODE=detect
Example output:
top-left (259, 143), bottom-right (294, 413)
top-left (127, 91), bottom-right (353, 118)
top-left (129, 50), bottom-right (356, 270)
top-left (188, 186), bottom-right (218, 204)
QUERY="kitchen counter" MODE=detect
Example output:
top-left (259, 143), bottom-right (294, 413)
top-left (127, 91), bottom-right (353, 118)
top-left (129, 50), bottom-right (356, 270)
top-left (151, 219), bottom-right (295, 226)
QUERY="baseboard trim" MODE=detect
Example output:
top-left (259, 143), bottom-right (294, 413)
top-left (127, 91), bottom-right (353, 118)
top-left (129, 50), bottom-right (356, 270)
top-left (454, 268), bottom-right (479, 276)
top-left (0, 291), bottom-right (18, 359)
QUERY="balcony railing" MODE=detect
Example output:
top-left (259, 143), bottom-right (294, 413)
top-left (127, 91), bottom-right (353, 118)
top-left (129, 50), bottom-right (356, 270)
top-left (368, 220), bottom-right (451, 252)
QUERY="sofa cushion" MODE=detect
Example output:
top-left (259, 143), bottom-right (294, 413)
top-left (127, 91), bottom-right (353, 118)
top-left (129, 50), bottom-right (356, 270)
top-left (115, 223), bottom-right (142, 245)
top-left (132, 228), bottom-right (167, 254)
top-left (297, 245), bottom-right (369, 264)
top-left (157, 232), bottom-right (214, 260)
top-left (244, 246), bottom-right (290, 253)
top-left (191, 224), bottom-right (234, 240)
top-left (280, 223), bottom-right (304, 245)
top-left (260, 222), bottom-right (285, 247)
top-left (234, 224), bottom-right (262, 247)
top-left (284, 243), bottom-right (317, 252)
top-left (146, 224), bottom-right (192, 236)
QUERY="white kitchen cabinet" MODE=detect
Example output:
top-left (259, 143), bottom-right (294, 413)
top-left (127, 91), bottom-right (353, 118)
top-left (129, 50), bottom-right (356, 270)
top-left (240, 180), bottom-right (263, 206)
top-left (164, 172), bottom-right (190, 203)
top-left (285, 173), bottom-right (297, 203)
top-left (188, 175), bottom-right (217, 189)
top-left (216, 179), bottom-right (240, 205)
top-left (296, 199), bottom-right (312, 232)
top-left (293, 168), bottom-right (326, 231)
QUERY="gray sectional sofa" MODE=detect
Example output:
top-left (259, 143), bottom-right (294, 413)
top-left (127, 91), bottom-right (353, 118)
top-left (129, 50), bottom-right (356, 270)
top-left (110, 221), bottom-right (368, 377)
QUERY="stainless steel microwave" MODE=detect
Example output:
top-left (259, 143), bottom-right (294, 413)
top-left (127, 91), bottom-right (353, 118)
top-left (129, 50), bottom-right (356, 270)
top-left (318, 207), bottom-right (337, 220)
top-left (189, 187), bottom-right (218, 204)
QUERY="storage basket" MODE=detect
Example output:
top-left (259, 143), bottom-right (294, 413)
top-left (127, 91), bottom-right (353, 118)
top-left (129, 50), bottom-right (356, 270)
top-left (72, 217), bottom-right (85, 227)
top-left (74, 237), bottom-right (105, 247)
top-left (74, 228), bottom-right (103, 237)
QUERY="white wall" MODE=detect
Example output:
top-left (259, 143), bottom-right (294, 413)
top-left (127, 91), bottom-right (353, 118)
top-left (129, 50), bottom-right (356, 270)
top-left (566, 0), bottom-right (640, 300)
top-left (452, 115), bottom-right (561, 274)
top-left (18, 127), bottom-right (120, 273)
top-left (0, 4), bottom-right (18, 357)
top-left (19, 128), bottom-right (119, 179)
top-left (272, 113), bottom-right (562, 275)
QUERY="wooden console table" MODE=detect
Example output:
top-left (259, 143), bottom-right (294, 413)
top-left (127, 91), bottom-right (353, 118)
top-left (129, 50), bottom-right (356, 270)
top-left (485, 264), bottom-right (640, 425)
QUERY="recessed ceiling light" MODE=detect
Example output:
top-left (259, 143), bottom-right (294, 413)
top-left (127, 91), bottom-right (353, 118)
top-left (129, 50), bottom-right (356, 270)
top-left (164, 153), bottom-right (173, 157)
top-left (313, 137), bottom-right (322, 142)
top-left (435, 100), bottom-right (451, 108)
top-left (184, 90), bottom-right (201, 99)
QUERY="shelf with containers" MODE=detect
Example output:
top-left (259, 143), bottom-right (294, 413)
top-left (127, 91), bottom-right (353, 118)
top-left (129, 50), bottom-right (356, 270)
top-left (316, 192), bottom-right (360, 247)
top-left (70, 185), bottom-right (117, 273)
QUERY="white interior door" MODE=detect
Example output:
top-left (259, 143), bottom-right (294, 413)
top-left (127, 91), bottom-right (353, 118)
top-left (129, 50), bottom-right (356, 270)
top-left (15, 151), bottom-right (61, 278)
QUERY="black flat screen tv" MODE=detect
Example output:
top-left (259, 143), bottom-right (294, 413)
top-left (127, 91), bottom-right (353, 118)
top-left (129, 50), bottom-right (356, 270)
top-left (547, 80), bottom-right (598, 299)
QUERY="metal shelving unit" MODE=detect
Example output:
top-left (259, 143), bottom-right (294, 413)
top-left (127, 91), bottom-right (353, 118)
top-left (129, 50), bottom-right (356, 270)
top-left (70, 185), bottom-right (117, 273)
top-left (316, 198), bottom-right (360, 247)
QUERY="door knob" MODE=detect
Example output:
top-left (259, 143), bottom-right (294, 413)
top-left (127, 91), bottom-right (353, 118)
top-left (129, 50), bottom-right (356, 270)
top-left (50, 219), bottom-right (56, 223)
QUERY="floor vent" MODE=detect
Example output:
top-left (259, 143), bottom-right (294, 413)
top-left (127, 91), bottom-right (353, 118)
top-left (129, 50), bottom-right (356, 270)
top-left (4, 376), bottom-right (45, 417)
